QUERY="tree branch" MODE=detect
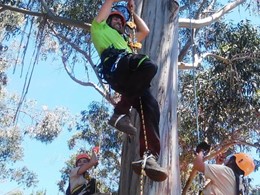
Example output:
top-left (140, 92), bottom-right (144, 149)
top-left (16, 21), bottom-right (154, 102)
top-left (179, 50), bottom-right (260, 70)
top-left (0, 3), bottom-right (42, 16)
top-left (178, 62), bottom-right (197, 70)
top-left (61, 57), bottom-right (116, 105)
top-left (0, 3), bottom-right (91, 30)
top-left (231, 52), bottom-right (260, 62)
top-left (179, 0), bottom-right (246, 29)
top-left (47, 23), bottom-right (111, 96)
top-left (178, 52), bottom-right (230, 70)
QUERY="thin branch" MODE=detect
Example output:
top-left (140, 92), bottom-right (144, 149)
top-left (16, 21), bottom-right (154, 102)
top-left (0, 3), bottom-right (42, 16)
top-left (179, 0), bottom-right (246, 29)
top-left (201, 52), bottom-right (231, 64)
top-left (61, 57), bottom-right (116, 105)
top-left (178, 62), bottom-right (197, 70)
top-left (231, 52), bottom-right (260, 62)
top-left (178, 52), bottom-right (230, 70)
top-left (179, 50), bottom-right (260, 70)
top-left (46, 23), bottom-right (110, 94)
top-left (0, 3), bottom-right (91, 30)
top-left (179, 0), bottom-right (210, 61)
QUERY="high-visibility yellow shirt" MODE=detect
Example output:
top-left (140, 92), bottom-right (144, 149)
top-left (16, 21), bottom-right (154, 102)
top-left (91, 19), bottom-right (132, 56)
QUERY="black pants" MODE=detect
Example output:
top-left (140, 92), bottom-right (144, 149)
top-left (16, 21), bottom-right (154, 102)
top-left (108, 53), bottom-right (161, 157)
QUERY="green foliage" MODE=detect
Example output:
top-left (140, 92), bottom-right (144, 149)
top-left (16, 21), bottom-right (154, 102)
top-left (25, 107), bottom-right (76, 143)
top-left (0, 71), bottom-right (7, 92)
top-left (0, 6), bottom-right (25, 42)
top-left (0, 126), bottom-right (23, 162)
top-left (0, 164), bottom-right (38, 188)
top-left (0, 91), bottom-right (76, 188)
top-left (179, 20), bottom-right (260, 147)
top-left (0, 64), bottom-right (77, 188)
top-left (179, 21), bottom-right (260, 191)
top-left (55, 0), bottom-right (102, 23)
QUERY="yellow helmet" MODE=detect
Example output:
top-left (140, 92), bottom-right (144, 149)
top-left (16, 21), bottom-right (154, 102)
top-left (234, 153), bottom-right (255, 176)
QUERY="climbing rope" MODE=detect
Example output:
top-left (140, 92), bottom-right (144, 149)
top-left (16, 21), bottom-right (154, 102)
top-left (127, 3), bottom-right (149, 194)
top-left (126, 5), bottom-right (142, 53)
top-left (188, 0), bottom-right (205, 193)
top-left (139, 97), bottom-right (150, 194)
top-left (139, 98), bottom-right (149, 151)
top-left (187, 0), bottom-right (200, 143)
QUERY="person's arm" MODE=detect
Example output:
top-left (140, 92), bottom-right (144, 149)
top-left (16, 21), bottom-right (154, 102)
top-left (193, 151), bottom-right (205, 173)
top-left (77, 151), bottom-right (98, 175)
top-left (127, 0), bottom-right (149, 42)
top-left (95, 0), bottom-right (121, 23)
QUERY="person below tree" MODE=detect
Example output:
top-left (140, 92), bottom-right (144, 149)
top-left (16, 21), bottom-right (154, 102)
top-left (90, 0), bottom-right (168, 182)
top-left (193, 151), bottom-right (255, 195)
top-left (68, 152), bottom-right (99, 195)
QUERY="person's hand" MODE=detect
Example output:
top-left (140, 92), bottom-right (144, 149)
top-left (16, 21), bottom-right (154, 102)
top-left (215, 153), bottom-right (225, 164)
top-left (127, 0), bottom-right (135, 11)
top-left (90, 150), bottom-right (99, 167)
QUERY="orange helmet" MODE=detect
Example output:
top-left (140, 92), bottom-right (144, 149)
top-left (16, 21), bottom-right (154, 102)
top-left (108, 11), bottom-right (126, 26)
top-left (76, 153), bottom-right (90, 164)
top-left (234, 153), bottom-right (255, 176)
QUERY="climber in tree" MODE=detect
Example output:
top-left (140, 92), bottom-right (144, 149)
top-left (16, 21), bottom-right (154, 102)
top-left (91, 0), bottom-right (168, 182)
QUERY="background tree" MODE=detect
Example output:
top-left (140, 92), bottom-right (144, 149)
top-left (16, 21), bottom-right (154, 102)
top-left (179, 20), bottom-right (260, 194)
top-left (178, 1), bottom-right (260, 193)
top-left (0, 0), bottom-right (260, 194)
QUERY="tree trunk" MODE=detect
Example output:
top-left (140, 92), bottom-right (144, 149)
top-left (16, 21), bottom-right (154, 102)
top-left (119, 0), bottom-right (180, 195)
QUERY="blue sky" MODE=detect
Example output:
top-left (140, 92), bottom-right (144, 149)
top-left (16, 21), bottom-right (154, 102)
top-left (1, 2), bottom-right (260, 195)
top-left (1, 62), bottom-right (101, 195)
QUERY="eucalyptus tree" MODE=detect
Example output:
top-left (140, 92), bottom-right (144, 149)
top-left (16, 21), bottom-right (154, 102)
top-left (179, 20), bottom-right (260, 194)
top-left (178, 2), bottom-right (260, 194)
top-left (0, 0), bottom-right (260, 194)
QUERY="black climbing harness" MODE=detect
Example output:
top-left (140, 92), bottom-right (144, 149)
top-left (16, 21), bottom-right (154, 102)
top-left (97, 45), bottom-right (128, 85)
